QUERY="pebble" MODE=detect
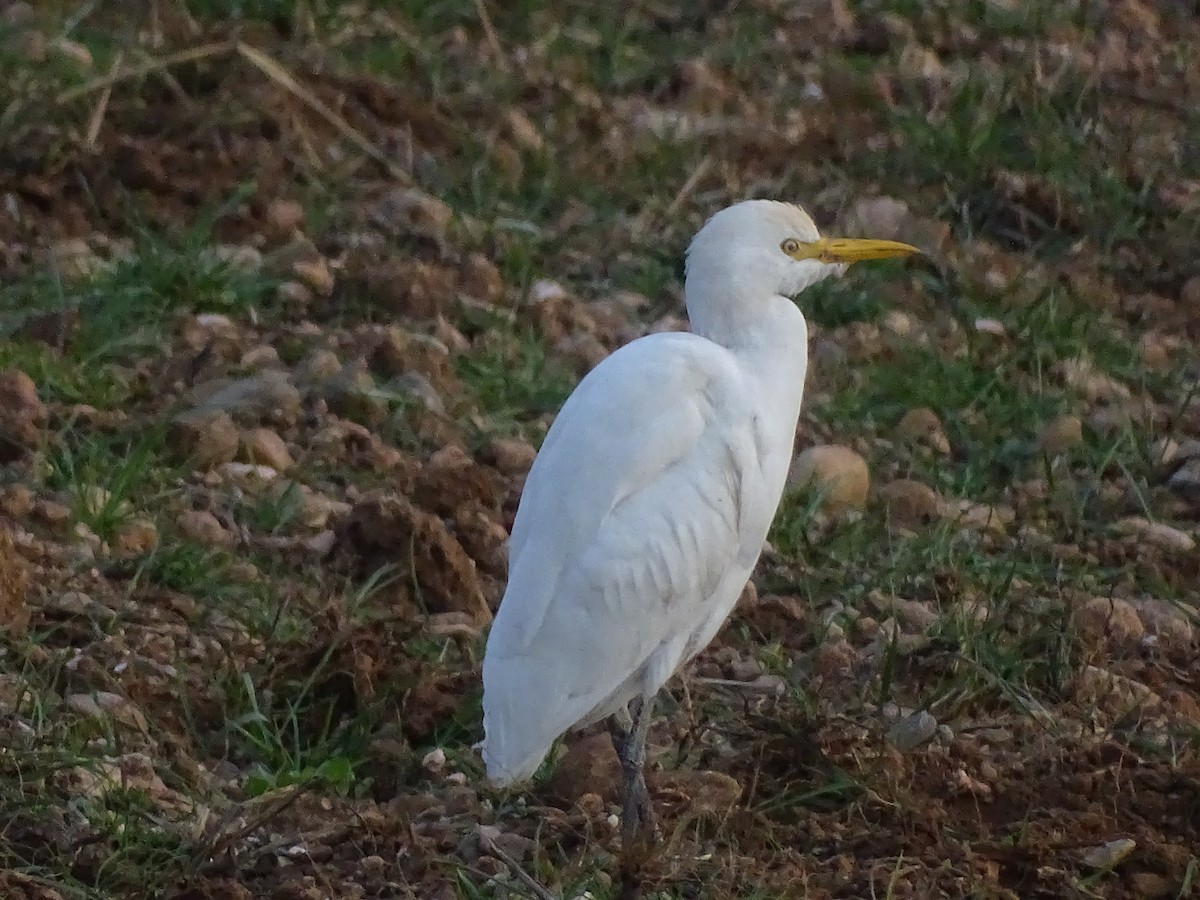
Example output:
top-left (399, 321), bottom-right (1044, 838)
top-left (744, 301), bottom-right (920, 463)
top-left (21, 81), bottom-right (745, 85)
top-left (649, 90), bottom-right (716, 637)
top-left (1037, 415), bottom-right (1083, 454)
top-left (788, 445), bottom-right (870, 513)
top-left (896, 407), bottom-right (950, 455)
top-left (1115, 516), bottom-right (1195, 553)
top-left (0, 368), bottom-right (47, 458)
top-left (887, 710), bottom-right (938, 752)
top-left (169, 409), bottom-right (240, 470)
top-left (1073, 596), bottom-right (1145, 649)
top-left (878, 478), bottom-right (940, 529)
top-left (1080, 838), bottom-right (1136, 870)
top-left (242, 427), bottom-right (294, 472)
top-left (176, 510), bottom-right (234, 547)
top-left (486, 437), bottom-right (537, 475)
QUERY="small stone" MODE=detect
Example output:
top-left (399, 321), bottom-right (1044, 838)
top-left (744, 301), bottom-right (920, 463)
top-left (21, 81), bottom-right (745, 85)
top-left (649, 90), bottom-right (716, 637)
top-left (789, 445), bottom-right (870, 514)
top-left (294, 349), bottom-right (343, 386)
top-left (1037, 415), bottom-right (1083, 454)
top-left (114, 519), bottom-right (158, 557)
top-left (47, 238), bottom-right (106, 280)
top-left (0, 485), bottom-right (35, 518)
top-left (1115, 516), bottom-right (1195, 553)
top-left (527, 279), bottom-right (568, 305)
top-left (242, 428), bottom-right (293, 472)
top-left (878, 478), bottom-right (940, 529)
top-left (0, 369), bottom-right (47, 460)
top-left (505, 108), bottom-right (544, 152)
top-left (189, 371), bottom-right (303, 426)
top-left (548, 733), bottom-right (620, 805)
top-left (368, 187), bottom-right (453, 244)
top-left (169, 410), bottom-right (240, 470)
top-left (292, 258), bottom-right (334, 297)
top-left (812, 638), bottom-right (858, 677)
top-left (1167, 459), bottom-right (1200, 499)
top-left (369, 327), bottom-right (451, 381)
top-left (388, 373), bottom-right (446, 415)
top-left (1137, 331), bottom-right (1172, 370)
top-left (1132, 598), bottom-right (1194, 653)
top-left (486, 437), bottom-right (537, 475)
top-left (1080, 838), bottom-right (1136, 870)
top-left (896, 407), bottom-right (950, 455)
top-left (265, 199), bottom-right (305, 236)
top-left (973, 317), bottom-right (1007, 337)
top-left (322, 361), bottom-right (388, 426)
top-left (1073, 597), bottom-right (1145, 649)
top-left (65, 693), bottom-right (104, 719)
top-left (1180, 274), bottom-right (1200, 307)
top-left (1058, 357), bottom-right (1131, 405)
top-left (176, 510), bottom-right (233, 547)
top-left (421, 747), bottom-right (446, 774)
top-left (887, 710), bottom-right (938, 752)
top-left (277, 280), bottom-right (314, 309)
top-left (212, 244), bottom-right (262, 272)
top-left (240, 345), bottom-right (282, 370)
top-left (459, 253), bottom-right (504, 303)
top-left (1128, 873), bottom-right (1173, 899)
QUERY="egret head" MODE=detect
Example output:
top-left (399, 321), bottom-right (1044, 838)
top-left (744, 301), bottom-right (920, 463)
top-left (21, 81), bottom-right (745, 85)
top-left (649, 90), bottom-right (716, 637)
top-left (684, 199), bottom-right (921, 305)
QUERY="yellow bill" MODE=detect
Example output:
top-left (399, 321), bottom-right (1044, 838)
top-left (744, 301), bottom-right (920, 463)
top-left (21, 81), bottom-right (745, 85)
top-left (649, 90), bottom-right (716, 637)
top-left (790, 237), bottom-right (922, 264)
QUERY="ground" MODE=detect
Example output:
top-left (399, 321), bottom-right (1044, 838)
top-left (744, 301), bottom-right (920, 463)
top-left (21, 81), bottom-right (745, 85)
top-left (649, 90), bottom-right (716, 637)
top-left (0, 1), bottom-right (1198, 898)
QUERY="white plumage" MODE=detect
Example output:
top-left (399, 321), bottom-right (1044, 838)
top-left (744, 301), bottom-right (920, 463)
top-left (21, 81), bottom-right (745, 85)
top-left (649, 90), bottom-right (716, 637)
top-left (480, 200), bottom-right (918, 838)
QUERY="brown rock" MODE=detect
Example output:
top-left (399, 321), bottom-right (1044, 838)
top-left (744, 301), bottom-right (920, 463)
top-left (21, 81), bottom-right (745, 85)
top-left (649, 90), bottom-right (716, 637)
top-left (812, 638), bottom-right (858, 677)
top-left (1132, 598), bottom-right (1195, 653)
top-left (0, 369), bottom-right (47, 460)
top-left (1073, 596), bottom-right (1145, 650)
top-left (0, 869), bottom-right (65, 900)
top-left (265, 199), bottom-right (305, 237)
top-left (367, 187), bottom-right (453, 244)
top-left (547, 732), bottom-right (620, 806)
top-left (188, 371), bottom-right (303, 426)
top-left (292, 257), bottom-right (334, 297)
top-left (294, 349), bottom-right (343, 386)
top-left (896, 407), bottom-right (950, 454)
top-left (788, 445), bottom-right (870, 513)
top-left (1037, 415), bottom-right (1083, 454)
top-left (114, 519), bottom-right (158, 557)
top-left (368, 326), bottom-right (452, 382)
top-left (176, 510), bottom-right (234, 547)
top-left (0, 529), bottom-right (31, 636)
top-left (352, 258), bottom-right (456, 320)
top-left (878, 478), bottom-right (940, 529)
top-left (459, 253), bottom-right (504, 304)
top-left (1180, 274), bottom-right (1200, 307)
top-left (322, 361), bottom-right (388, 427)
top-left (0, 484), bottom-right (35, 518)
top-left (241, 428), bottom-right (293, 472)
top-left (1115, 516), bottom-right (1195, 553)
top-left (169, 410), bottom-right (240, 470)
top-left (485, 437), bottom-right (537, 476)
top-left (337, 491), bottom-right (491, 622)
top-left (655, 770), bottom-right (742, 815)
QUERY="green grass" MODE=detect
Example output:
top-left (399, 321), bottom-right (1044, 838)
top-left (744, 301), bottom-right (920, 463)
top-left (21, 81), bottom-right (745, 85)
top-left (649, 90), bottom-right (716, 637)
top-left (455, 323), bottom-right (577, 443)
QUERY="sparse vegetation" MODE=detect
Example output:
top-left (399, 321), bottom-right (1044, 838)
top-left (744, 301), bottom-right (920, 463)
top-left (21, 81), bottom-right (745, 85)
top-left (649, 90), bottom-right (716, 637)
top-left (0, 1), bottom-right (1198, 898)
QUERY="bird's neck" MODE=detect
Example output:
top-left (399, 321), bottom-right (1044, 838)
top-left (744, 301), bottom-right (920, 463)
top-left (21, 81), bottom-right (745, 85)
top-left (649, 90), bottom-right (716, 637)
top-left (686, 284), bottom-right (809, 360)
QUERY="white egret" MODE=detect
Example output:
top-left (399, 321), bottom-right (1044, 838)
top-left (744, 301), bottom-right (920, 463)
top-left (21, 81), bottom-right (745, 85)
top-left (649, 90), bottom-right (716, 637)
top-left (481, 200), bottom-right (919, 846)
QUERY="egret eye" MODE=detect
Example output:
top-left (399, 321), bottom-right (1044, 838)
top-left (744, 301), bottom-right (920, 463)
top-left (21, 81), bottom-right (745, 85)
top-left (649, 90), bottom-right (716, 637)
top-left (781, 238), bottom-right (802, 255)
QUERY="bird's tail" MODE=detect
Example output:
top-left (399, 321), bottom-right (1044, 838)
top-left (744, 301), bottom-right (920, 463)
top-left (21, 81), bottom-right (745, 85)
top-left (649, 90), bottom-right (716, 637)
top-left (480, 655), bottom-right (559, 786)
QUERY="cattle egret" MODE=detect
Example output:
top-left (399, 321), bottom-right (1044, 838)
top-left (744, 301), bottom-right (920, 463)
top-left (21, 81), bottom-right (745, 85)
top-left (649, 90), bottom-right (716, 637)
top-left (481, 200), bottom-right (919, 846)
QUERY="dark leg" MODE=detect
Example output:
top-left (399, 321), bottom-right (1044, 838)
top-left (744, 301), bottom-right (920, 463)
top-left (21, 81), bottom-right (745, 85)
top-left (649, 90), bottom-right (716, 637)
top-left (607, 695), bottom-right (660, 848)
